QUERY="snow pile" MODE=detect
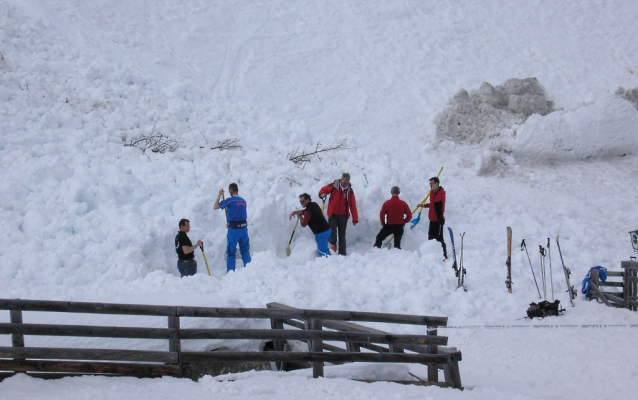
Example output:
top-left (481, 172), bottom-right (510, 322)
top-left (506, 92), bottom-right (638, 163)
top-left (434, 78), bottom-right (554, 144)
top-left (436, 78), bottom-right (638, 173)
top-left (616, 86), bottom-right (638, 110)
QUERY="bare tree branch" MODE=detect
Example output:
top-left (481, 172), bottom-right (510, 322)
top-left (124, 126), bottom-right (182, 154)
top-left (287, 139), bottom-right (349, 167)
top-left (200, 138), bottom-right (242, 151)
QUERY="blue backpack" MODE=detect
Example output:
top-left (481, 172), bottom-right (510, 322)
top-left (581, 266), bottom-right (607, 297)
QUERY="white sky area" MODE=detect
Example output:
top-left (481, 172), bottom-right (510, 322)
top-left (1, 1), bottom-right (638, 399)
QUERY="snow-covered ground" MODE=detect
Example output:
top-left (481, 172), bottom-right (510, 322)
top-left (2, 1), bottom-right (638, 398)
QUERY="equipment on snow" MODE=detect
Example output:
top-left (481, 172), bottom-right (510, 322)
top-left (506, 227), bottom-right (513, 293)
top-left (449, 227), bottom-right (458, 275)
top-left (521, 239), bottom-right (542, 299)
top-left (526, 300), bottom-right (564, 319)
top-left (448, 227), bottom-right (466, 291)
top-left (286, 217), bottom-right (300, 257)
top-left (200, 244), bottom-right (211, 276)
top-left (581, 266), bottom-right (608, 297)
top-left (539, 245), bottom-right (547, 300)
top-left (447, 227), bottom-right (467, 292)
top-left (459, 232), bottom-right (467, 291)
top-left (547, 238), bottom-right (555, 301)
top-left (556, 235), bottom-right (577, 307)
top-left (383, 166), bottom-right (443, 248)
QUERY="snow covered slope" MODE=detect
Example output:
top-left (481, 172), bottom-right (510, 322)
top-left (1, 1), bottom-right (638, 399)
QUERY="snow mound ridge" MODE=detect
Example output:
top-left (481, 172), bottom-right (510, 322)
top-left (435, 77), bottom-right (554, 144)
top-left (506, 92), bottom-right (638, 163)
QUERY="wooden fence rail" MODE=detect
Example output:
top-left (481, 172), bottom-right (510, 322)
top-left (0, 298), bottom-right (461, 389)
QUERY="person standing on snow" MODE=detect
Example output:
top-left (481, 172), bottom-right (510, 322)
top-left (175, 218), bottom-right (203, 277)
top-left (319, 172), bottom-right (358, 255)
top-left (214, 183), bottom-right (251, 272)
top-left (289, 193), bottom-right (332, 257)
top-left (373, 186), bottom-right (412, 249)
top-left (417, 176), bottom-right (448, 260)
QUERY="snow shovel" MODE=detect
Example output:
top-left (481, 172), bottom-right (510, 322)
top-left (199, 244), bottom-right (211, 276)
top-left (286, 218), bottom-right (300, 257)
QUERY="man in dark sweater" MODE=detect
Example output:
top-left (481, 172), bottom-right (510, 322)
top-left (175, 218), bottom-right (203, 277)
top-left (289, 193), bottom-right (332, 257)
top-left (374, 186), bottom-right (412, 249)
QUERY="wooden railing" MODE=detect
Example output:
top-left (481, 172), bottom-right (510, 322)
top-left (0, 298), bottom-right (462, 388)
top-left (266, 302), bottom-right (462, 388)
top-left (589, 261), bottom-right (638, 310)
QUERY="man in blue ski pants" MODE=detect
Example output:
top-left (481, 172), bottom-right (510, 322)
top-left (214, 183), bottom-right (251, 272)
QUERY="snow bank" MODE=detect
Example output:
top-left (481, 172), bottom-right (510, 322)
top-left (506, 93), bottom-right (638, 162)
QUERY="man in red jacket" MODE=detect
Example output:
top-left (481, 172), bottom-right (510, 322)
top-left (374, 186), bottom-right (412, 249)
top-left (417, 176), bottom-right (448, 260)
top-left (318, 172), bottom-right (358, 255)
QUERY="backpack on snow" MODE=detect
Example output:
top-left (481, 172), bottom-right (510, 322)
top-left (526, 300), bottom-right (564, 319)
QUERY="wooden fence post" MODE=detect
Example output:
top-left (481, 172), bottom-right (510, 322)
top-left (427, 329), bottom-right (438, 383)
top-left (9, 309), bottom-right (24, 363)
top-left (622, 261), bottom-right (638, 311)
top-left (9, 309), bottom-right (24, 349)
top-left (309, 319), bottom-right (323, 378)
top-left (270, 317), bottom-right (285, 371)
top-left (168, 311), bottom-right (182, 377)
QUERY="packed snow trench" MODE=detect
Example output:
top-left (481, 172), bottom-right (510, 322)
top-left (1, 1), bottom-right (638, 399)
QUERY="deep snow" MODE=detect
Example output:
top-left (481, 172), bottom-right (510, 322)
top-left (1, 1), bottom-right (638, 399)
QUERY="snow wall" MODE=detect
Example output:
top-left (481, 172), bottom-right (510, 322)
top-left (435, 78), bottom-right (638, 167)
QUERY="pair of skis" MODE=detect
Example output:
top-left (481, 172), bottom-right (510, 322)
top-left (556, 235), bottom-right (577, 307)
top-left (448, 227), bottom-right (467, 291)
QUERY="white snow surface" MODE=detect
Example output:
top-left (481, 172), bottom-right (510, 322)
top-left (2, 0), bottom-right (638, 399)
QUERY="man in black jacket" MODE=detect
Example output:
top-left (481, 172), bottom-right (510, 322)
top-left (175, 219), bottom-right (203, 277)
top-left (289, 193), bottom-right (332, 257)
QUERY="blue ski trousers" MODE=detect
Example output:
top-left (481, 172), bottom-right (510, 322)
top-left (226, 227), bottom-right (251, 272)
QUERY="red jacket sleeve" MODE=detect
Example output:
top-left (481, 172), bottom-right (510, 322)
top-left (404, 202), bottom-right (413, 223)
top-left (318, 184), bottom-right (333, 198)
top-left (379, 202), bottom-right (387, 226)
top-left (299, 210), bottom-right (312, 228)
top-left (350, 192), bottom-right (358, 223)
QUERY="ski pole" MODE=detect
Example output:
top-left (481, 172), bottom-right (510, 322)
top-left (199, 244), bottom-right (211, 276)
top-left (286, 217), bottom-right (300, 257)
top-left (539, 245), bottom-right (547, 300)
top-left (547, 238), bottom-right (554, 301)
top-left (521, 239), bottom-right (541, 299)
top-left (321, 198), bottom-right (326, 214)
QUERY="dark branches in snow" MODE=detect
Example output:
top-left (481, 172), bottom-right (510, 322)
top-left (287, 139), bottom-right (349, 168)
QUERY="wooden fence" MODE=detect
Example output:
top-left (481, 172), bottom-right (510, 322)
top-left (588, 261), bottom-right (638, 311)
top-left (266, 302), bottom-right (462, 388)
top-left (0, 298), bottom-right (462, 388)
